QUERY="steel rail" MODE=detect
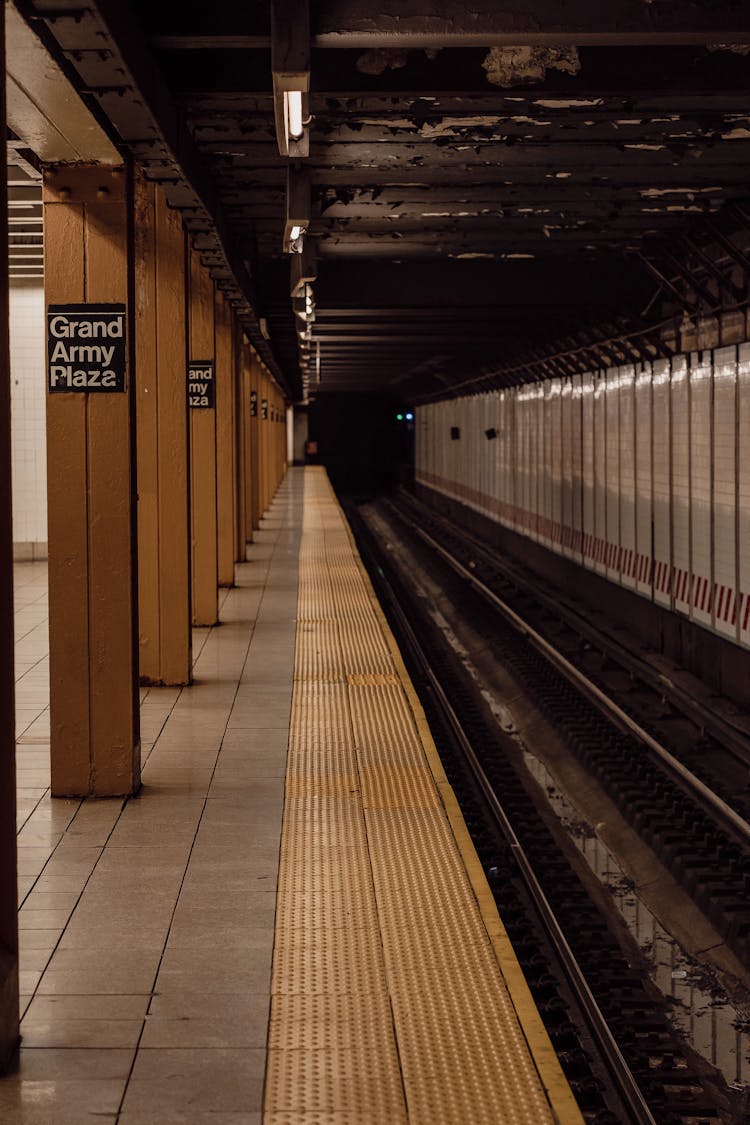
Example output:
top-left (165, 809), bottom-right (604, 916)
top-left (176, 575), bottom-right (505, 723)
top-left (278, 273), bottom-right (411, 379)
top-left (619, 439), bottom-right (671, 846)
top-left (411, 520), bottom-right (750, 852)
top-left (396, 494), bottom-right (750, 769)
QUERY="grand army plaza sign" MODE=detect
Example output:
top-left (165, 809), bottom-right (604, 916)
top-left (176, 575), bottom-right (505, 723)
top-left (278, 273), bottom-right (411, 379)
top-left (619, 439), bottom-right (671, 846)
top-left (48, 304), bottom-right (127, 393)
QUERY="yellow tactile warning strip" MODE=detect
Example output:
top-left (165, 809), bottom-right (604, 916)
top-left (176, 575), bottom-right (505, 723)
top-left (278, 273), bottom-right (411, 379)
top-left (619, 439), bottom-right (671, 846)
top-left (264, 467), bottom-right (583, 1125)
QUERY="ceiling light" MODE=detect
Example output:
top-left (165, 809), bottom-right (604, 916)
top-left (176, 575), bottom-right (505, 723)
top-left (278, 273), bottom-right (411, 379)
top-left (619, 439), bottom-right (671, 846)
top-left (272, 1), bottom-right (310, 157)
top-left (285, 91), bottom-right (303, 141)
top-left (284, 165), bottom-right (311, 253)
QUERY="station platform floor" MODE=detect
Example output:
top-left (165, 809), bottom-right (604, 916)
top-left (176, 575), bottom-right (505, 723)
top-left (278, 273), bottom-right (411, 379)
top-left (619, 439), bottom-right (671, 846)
top-left (3, 467), bottom-right (581, 1124)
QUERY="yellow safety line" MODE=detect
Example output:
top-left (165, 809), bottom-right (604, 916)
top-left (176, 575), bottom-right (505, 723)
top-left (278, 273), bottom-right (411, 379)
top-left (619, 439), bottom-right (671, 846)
top-left (266, 468), bottom-right (583, 1125)
top-left (341, 493), bottom-right (584, 1125)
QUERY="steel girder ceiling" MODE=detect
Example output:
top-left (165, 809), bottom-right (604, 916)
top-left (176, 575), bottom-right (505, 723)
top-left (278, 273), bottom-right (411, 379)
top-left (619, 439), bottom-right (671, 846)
top-left (20, 0), bottom-right (750, 400)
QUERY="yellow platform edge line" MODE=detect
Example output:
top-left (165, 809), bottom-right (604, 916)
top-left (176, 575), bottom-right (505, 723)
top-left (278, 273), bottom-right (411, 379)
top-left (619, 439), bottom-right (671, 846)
top-left (338, 495), bottom-right (585, 1125)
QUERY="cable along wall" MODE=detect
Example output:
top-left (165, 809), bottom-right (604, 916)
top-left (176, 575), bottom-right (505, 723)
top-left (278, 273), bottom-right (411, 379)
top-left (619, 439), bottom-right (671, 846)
top-left (416, 343), bottom-right (750, 650)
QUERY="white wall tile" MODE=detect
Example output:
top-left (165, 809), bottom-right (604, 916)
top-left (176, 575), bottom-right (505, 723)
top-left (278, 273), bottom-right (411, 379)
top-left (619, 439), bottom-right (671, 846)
top-left (9, 281), bottom-right (46, 547)
top-left (417, 336), bottom-right (750, 653)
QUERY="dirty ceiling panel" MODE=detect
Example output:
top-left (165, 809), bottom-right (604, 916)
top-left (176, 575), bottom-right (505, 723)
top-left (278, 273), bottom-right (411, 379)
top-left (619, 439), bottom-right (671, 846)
top-left (33, 2), bottom-right (750, 398)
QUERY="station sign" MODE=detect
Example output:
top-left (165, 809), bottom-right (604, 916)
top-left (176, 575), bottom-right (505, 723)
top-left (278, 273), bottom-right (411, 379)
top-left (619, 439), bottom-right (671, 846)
top-left (261, 398), bottom-right (268, 420)
top-left (250, 389), bottom-right (258, 417)
top-left (188, 361), bottom-right (215, 408)
top-left (47, 304), bottom-right (126, 393)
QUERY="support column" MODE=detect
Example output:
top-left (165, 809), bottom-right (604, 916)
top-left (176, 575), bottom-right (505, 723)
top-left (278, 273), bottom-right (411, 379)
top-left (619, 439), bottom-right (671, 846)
top-left (188, 248), bottom-right (218, 625)
top-left (215, 292), bottom-right (237, 586)
top-left (260, 373), bottom-right (270, 514)
top-left (45, 165), bottom-right (140, 797)
top-left (0, 3), bottom-right (19, 1058)
top-left (135, 174), bottom-right (191, 685)
top-left (249, 356), bottom-right (261, 530)
top-left (272, 392), bottom-right (281, 495)
top-left (238, 336), bottom-right (253, 552)
top-left (277, 390), bottom-right (286, 487)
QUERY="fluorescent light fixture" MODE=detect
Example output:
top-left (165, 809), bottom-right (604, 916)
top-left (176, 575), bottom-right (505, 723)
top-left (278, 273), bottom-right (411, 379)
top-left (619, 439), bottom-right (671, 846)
top-left (285, 91), bottom-right (303, 141)
top-left (284, 165), bottom-right (311, 252)
top-left (272, 0), bottom-right (310, 156)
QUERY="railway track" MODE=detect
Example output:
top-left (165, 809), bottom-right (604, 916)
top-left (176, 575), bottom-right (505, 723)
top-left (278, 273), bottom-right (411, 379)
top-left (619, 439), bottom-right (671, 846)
top-left (386, 492), bottom-right (750, 964)
top-left (396, 494), bottom-right (750, 818)
top-left (345, 496), bottom-right (745, 1123)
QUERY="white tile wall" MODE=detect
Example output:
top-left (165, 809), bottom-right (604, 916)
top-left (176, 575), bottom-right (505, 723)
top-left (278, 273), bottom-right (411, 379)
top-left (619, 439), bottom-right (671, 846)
top-left (594, 372), bottom-right (607, 576)
top-left (713, 346), bottom-right (737, 639)
top-left (605, 368), bottom-right (621, 582)
top-left (671, 357), bottom-right (690, 615)
top-left (570, 375), bottom-right (584, 565)
top-left (652, 360), bottom-right (671, 609)
top-left (739, 344), bottom-right (750, 645)
top-left (414, 339), bottom-right (750, 652)
top-left (581, 372), bottom-right (595, 574)
top-left (690, 354), bottom-right (712, 628)
top-left (634, 364), bottom-right (653, 597)
top-left (542, 383), bottom-right (553, 547)
top-left (550, 379), bottom-right (563, 553)
top-left (619, 366), bottom-right (636, 590)
top-left (561, 379), bottom-right (573, 559)
top-left (9, 280), bottom-right (47, 553)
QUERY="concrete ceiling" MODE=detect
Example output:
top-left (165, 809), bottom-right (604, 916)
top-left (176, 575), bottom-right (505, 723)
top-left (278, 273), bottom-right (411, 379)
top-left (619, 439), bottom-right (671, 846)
top-left (17, 1), bottom-right (750, 400)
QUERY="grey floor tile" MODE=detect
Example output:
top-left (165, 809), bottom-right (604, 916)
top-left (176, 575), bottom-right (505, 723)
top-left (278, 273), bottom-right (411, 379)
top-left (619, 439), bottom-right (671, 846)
top-left (155, 946), bottom-right (273, 993)
top-left (141, 992), bottom-right (269, 1048)
top-left (120, 1048), bottom-right (266, 1116)
top-left (7, 482), bottom-right (304, 1109)
top-left (19, 1015), bottom-right (143, 1049)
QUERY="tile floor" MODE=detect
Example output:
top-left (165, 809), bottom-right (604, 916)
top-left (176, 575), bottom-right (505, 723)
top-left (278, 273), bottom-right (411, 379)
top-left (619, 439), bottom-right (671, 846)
top-left (2, 471), bottom-right (303, 1123)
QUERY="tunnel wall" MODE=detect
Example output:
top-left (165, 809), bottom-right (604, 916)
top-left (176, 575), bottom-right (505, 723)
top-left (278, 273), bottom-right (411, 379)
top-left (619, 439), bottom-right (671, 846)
top-left (416, 343), bottom-right (750, 670)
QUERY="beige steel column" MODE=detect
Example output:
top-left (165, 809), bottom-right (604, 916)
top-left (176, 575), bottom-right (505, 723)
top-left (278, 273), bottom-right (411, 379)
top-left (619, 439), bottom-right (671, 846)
top-left (272, 392), bottom-right (281, 495)
top-left (249, 355), bottom-right (261, 529)
top-left (44, 165), bottom-right (140, 797)
top-left (215, 291), bottom-right (236, 586)
top-left (264, 375), bottom-right (273, 510)
top-left (0, 7), bottom-right (18, 1059)
top-left (238, 336), bottom-right (253, 551)
top-left (259, 374), bottom-right (269, 514)
top-left (234, 329), bottom-right (246, 559)
top-left (188, 248), bottom-right (218, 625)
top-left (135, 174), bottom-right (191, 685)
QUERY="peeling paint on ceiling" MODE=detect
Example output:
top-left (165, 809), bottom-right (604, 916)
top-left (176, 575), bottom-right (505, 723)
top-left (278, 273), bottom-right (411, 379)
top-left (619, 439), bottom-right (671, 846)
top-left (482, 46), bottom-right (580, 88)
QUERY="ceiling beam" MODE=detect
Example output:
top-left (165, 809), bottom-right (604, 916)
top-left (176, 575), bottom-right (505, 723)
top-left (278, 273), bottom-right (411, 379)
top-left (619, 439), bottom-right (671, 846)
top-left (149, 0), bottom-right (750, 49)
top-left (314, 0), bottom-right (750, 47)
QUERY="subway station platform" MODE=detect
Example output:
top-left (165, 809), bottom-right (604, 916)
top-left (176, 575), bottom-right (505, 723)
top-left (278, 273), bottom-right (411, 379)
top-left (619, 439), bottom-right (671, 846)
top-left (3, 468), bottom-right (580, 1124)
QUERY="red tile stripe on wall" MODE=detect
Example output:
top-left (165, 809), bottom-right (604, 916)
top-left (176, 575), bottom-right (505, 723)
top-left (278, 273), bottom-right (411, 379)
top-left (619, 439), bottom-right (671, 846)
top-left (417, 469), bottom-right (747, 635)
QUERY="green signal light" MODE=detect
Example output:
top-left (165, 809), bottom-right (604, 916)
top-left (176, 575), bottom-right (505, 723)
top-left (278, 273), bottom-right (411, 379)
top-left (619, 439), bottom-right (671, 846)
top-left (396, 413), bottom-right (404, 421)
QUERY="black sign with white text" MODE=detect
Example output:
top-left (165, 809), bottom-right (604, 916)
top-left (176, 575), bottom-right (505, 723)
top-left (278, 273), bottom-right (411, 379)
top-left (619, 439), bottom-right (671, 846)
top-left (48, 304), bottom-right (126, 393)
top-left (188, 361), bottom-right (215, 409)
top-left (250, 389), bottom-right (258, 417)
